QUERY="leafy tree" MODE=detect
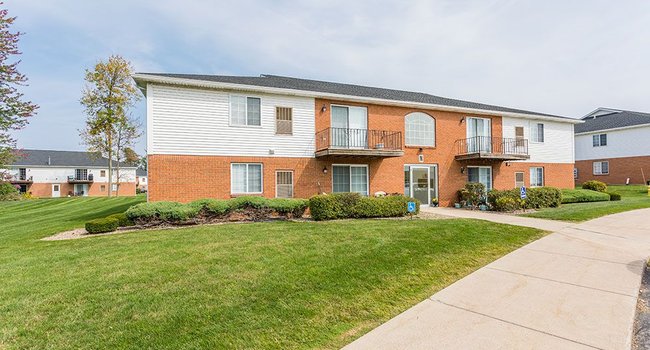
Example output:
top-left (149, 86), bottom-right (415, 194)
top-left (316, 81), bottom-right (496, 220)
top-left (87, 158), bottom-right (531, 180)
top-left (0, 5), bottom-right (38, 170)
top-left (80, 55), bottom-right (140, 196)
top-left (123, 147), bottom-right (139, 166)
top-left (113, 116), bottom-right (141, 194)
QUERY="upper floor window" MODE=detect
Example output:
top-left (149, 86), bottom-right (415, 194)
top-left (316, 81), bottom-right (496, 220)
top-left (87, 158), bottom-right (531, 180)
top-left (230, 95), bottom-right (261, 126)
top-left (592, 134), bottom-right (607, 147)
top-left (18, 168), bottom-right (26, 180)
top-left (275, 107), bottom-right (293, 135)
top-left (100, 170), bottom-right (106, 177)
top-left (75, 169), bottom-right (88, 181)
top-left (405, 112), bottom-right (435, 147)
top-left (531, 123), bottom-right (544, 143)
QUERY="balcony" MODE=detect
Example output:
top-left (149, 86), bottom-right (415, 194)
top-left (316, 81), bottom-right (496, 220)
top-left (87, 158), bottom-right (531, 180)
top-left (8, 175), bottom-right (33, 184)
top-left (315, 127), bottom-right (404, 158)
top-left (455, 136), bottom-right (530, 161)
top-left (67, 174), bottom-right (94, 183)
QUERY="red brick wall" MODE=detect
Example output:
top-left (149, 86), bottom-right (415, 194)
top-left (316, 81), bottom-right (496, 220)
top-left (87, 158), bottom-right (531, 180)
top-left (575, 156), bottom-right (650, 185)
top-left (25, 182), bottom-right (136, 198)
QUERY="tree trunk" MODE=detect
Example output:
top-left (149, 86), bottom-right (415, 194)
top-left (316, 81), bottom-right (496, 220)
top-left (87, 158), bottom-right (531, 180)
top-left (107, 131), bottom-right (112, 198)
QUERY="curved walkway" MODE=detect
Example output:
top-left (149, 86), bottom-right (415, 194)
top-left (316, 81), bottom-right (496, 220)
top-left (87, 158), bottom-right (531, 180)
top-left (344, 208), bottom-right (650, 350)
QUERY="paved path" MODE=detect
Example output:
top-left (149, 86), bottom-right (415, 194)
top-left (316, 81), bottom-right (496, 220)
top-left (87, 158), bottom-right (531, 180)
top-left (344, 208), bottom-right (650, 350)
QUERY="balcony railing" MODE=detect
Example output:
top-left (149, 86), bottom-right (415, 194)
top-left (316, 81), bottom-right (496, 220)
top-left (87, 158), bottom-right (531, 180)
top-left (67, 174), bottom-right (94, 183)
top-left (315, 127), bottom-right (404, 157)
top-left (8, 175), bottom-right (33, 184)
top-left (455, 136), bottom-right (530, 161)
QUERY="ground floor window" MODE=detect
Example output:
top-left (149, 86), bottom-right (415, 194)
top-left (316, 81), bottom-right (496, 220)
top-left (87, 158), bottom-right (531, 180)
top-left (467, 166), bottom-right (492, 191)
top-left (404, 165), bottom-right (438, 205)
top-left (515, 171), bottom-right (525, 188)
top-left (275, 170), bottom-right (293, 198)
top-left (593, 161), bottom-right (609, 175)
top-left (231, 163), bottom-right (263, 194)
top-left (332, 165), bottom-right (368, 196)
top-left (530, 167), bottom-right (544, 187)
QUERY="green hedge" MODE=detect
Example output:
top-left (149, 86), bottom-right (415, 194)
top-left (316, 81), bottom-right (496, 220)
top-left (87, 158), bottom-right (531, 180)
top-left (607, 192), bottom-right (622, 201)
top-left (309, 193), bottom-right (419, 221)
top-left (561, 189), bottom-right (610, 204)
top-left (126, 196), bottom-right (309, 224)
top-left (488, 187), bottom-right (562, 211)
top-left (106, 213), bottom-right (135, 227)
top-left (85, 217), bottom-right (119, 234)
top-left (582, 180), bottom-right (607, 192)
top-left (0, 182), bottom-right (20, 201)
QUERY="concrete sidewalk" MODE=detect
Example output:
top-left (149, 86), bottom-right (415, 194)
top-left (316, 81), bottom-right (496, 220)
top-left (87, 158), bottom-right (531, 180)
top-left (344, 208), bottom-right (650, 350)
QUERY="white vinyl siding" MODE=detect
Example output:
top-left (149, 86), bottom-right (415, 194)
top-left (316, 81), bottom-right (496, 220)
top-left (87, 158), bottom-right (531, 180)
top-left (230, 95), bottom-right (261, 126)
top-left (530, 167), bottom-right (544, 187)
top-left (592, 134), bottom-right (607, 147)
top-left (593, 161), bottom-right (609, 175)
top-left (148, 84), bottom-right (315, 157)
top-left (502, 117), bottom-right (574, 163)
top-left (405, 112), bottom-right (435, 147)
top-left (231, 163), bottom-right (263, 194)
top-left (332, 165), bottom-right (368, 196)
top-left (576, 125), bottom-right (650, 161)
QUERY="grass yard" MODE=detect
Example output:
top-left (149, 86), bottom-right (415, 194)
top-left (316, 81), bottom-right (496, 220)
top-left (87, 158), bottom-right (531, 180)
top-left (0, 196), bottom-right (545, 349)
top-left (522, 184), bottom-right (650, 222)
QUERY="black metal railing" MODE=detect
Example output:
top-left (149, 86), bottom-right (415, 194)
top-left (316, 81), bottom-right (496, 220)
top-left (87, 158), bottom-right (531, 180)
top-left (316, 127), bottom-right (402, 151)
top-left (455, 136), bottom-right (528, 156)
top-left (67, 174), bottom-right (94, 183)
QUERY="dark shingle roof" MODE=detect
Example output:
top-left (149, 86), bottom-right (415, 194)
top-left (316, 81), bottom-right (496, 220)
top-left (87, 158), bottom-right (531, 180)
top-left (136, 168), bottom-right (147, 177)
top-left (9, 149), bottom-right (137, 168)
top-left (136, 73), bottom-right (571, 120)
top-left (575, 109), bottom-right (650, 133)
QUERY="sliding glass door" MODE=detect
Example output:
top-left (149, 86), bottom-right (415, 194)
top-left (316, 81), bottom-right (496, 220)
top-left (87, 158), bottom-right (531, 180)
top-left (466, 117), bottom-right (491, 153)
top-left (331, 106), bottom-right (368, 149)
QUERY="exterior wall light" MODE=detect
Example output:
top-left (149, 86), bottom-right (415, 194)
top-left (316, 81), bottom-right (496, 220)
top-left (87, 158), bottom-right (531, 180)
top-left (321, 104), bottom-right (327, 112)
top-left (322, 166), bottom-right (328, 174)
top-left (460, 166), bottom-right (465, 174)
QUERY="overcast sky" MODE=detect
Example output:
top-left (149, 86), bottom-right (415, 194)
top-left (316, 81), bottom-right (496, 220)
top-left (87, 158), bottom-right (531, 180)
top-left (9, 0), bottom-right (650, 154)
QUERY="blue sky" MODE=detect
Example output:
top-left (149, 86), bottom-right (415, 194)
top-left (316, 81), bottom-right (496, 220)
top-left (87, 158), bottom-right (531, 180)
top-left (8, 0), bottom-right (650, 155)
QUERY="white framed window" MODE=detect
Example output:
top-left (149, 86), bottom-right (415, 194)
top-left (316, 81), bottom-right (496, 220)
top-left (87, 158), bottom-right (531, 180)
top-left (230, 95), bottom-right (261, 126)
top-left (530, 167), bottom-right (544, 187)
top-left (592, 134), bottom-right (607, 147)
top-left (231, 163), bottom-right (263, 194)
top-left (531, 123), bottom-right (544, 143)
top-left (332, 165), bottom-right (368, 196)
top-left (467, 166), bottom-right (492, 192)
top-left (593, 161), bottom-right (609, 175)
top-left (100, 170), bottom-right (106, 177)
top-left (405, 112), bottom-right (435, 147)
top-left (111, 183), bottom-right (118, 192)
top-left (275, 170), bottom-right (293, 198)
top-left (515, 171), bottom-right (525, 188)
top-left (275, 107), bottom-right (293, 135)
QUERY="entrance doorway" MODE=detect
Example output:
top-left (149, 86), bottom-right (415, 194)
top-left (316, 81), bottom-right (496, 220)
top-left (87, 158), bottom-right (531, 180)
top-left (52, 184), bottom-right (61, 198)
top-left (404, 165), bottom-right (438, 206)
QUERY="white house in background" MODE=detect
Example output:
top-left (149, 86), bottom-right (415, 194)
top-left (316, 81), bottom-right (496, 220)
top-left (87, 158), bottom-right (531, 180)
top-left (575, 108), bottom-right (650, 185)
top-left (3, 149), bottom-right (138, 197)
top-left (136, 168), bottom-right (148, 191)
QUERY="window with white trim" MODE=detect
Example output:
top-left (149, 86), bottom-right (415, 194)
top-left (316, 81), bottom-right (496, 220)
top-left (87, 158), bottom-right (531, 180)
top-left (405, 112), bottom-right (435, 146)
top-left (275, 171), bottom-right (293, 198)
top-left (593, 161), bottom-right (609, 175)
top-left (231, 163), bottom-right (263, 194)
top-left (332, 165), bottom-right (368, 196)
top-left (467, 166), bottom-right (492, 192)
top-left (530, 167), bottom-right (544, 187)
top-left (515, 172), bottom-right (525, 188)
top-left (592, 134), bottom-right (607, 147)
top-left (230, 95), bottom-right (261, 126)
top-left (531, 123), bottom-right (544, 142)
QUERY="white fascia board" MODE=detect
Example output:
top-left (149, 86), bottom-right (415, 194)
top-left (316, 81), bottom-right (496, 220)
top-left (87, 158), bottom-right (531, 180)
top-left (575, 123), bottom-right (650, 135)
top-left (132, 74), bottom-right (583, 125)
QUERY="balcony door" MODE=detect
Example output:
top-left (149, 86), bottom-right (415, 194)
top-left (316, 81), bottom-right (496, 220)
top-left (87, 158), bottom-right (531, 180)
top-left (331, 105), bottom-right (367, 149)
top-left (466, 117), bottom-right (491, 153)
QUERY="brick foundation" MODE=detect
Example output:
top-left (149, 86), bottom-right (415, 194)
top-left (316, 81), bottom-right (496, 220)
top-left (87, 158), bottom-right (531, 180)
top-left (24, 182), bottom-right (136, 198)
top-left (575, 155), bottom-right (650, 185)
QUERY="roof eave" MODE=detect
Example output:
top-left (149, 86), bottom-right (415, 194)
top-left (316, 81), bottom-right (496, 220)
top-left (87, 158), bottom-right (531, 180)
top-left (132, 74), bottom-right (582, 124)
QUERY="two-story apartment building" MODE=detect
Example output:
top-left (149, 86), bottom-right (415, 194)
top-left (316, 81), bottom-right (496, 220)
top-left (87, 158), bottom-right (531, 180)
top-left (133, 73), bottom-right (579, 206)
top-left (4, 149), bottom-right (137, 197)
top-left (575, 108), bottom-right (650, 185)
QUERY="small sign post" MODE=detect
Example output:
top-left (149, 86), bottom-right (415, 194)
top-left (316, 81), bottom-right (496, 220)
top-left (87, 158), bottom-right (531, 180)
top-left (520, 186), bottom-right (527, 199)
top-left (407, 201), bottom-right (416, 219)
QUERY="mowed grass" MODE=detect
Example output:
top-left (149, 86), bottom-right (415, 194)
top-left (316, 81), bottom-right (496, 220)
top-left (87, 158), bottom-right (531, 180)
top-left (0, 196), bottom-right (545, 349)
top-left (521, 185), bottom-right (650, 222)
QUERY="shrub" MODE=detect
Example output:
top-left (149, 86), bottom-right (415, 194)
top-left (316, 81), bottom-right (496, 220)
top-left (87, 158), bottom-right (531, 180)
top-left (561, 189), bottom-right (610, 204)
top-left (85, 217), bottom-right (119, 234)
top-left (582, 180), bottom-right (607, 193)
top-left (309, 193), bottom-right (418, 221)
top-left (266, 198), bottom-right (309, 217)
top-left (458, 182), bottom-right (485, 206)
top-left (229, 196), bottom-right (270, 210)
top-left (126, 201), bottom-right (198, 223)
top-left (107, 213), bottom-right (134, 227)
top-left (0, 182), bottom-right (20, 201)
top-left (494, 197), bottom-right (521, 212)
top-left (188, 198), bottom-right (231, 215)
top-left (488, 187), bottom-right (561, 211)
top-left (608, 192), bottom-right (622, 201)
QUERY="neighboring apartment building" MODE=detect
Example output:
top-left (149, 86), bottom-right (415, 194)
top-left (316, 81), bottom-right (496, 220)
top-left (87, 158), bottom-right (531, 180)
top-left (575, 108), bottom-right (650, 185)
top-left (133, 73), bottom-right (579, 206)
top-left (136, 168), bottom-right (148, 192)
top-left (4, 149), bottom-right (137, 197)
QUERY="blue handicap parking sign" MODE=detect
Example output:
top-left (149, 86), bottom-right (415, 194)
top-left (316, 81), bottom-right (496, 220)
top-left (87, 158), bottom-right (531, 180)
top-left (520, 186), bottom-right (527, 199)
top-left (407, 202), bottom-right (416, 213)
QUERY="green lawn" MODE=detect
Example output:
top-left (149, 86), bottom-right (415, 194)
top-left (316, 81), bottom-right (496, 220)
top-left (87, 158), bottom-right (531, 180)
top-left (521, 185), bottom-right (650, 222)
top-left (0, 196), bottom-right (545, 349)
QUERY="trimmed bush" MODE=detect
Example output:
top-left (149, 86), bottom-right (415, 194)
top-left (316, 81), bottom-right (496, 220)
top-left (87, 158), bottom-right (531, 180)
top-left (85, 217), bottom-right (119, 234)
top-left (561, 189), bottom-right (610, 204)
top-left (608, 192), bottom-right (622, 201)
top-left (126, 201), bottom-right (198, 223)
top-left (488, 187), bottom-right (562, 211)
top-left (493, 197), bottom-right (522, 212)
top-left (266, 198), bottom-right (309, 217)
top-left (309, 193), bottom-right (418, 221)
top-left (458, 182), bottom-right (485, 206)
top-left (0, 182), bottom-right (20, 201)
top-left (107, 213), bottom-right (134, 227)
top-left (582, 180), bottom-right (607, 193)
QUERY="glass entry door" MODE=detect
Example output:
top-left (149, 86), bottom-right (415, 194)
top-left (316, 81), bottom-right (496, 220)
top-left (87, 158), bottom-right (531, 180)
top-left (405, 165), bottom-right (438, 206)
